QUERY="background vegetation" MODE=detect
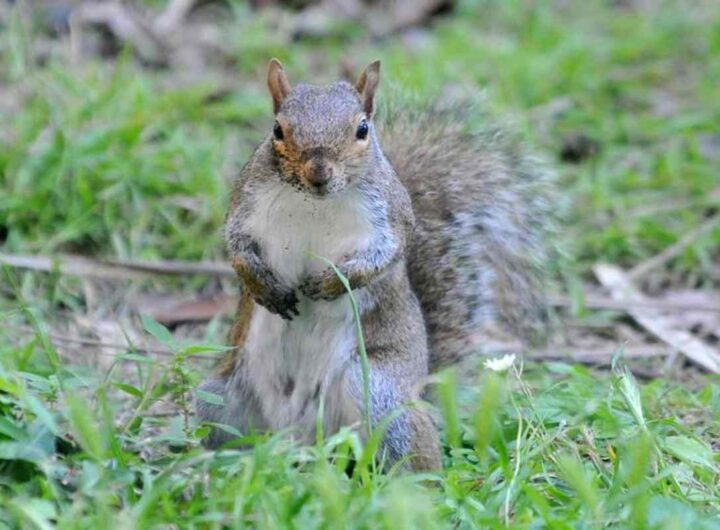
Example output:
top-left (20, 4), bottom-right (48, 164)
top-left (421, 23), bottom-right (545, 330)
top-left (1, 0), bottom-right (719, 527)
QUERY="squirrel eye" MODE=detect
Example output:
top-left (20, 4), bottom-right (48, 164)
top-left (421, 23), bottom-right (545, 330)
top-left (356, 119), bottom-right (369, 140)
top-left (273, 121), bottom-right (284, 141)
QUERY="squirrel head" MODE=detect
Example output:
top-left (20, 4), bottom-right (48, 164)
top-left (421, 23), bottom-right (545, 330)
top-left (265, 59), bottom-right (381, 197)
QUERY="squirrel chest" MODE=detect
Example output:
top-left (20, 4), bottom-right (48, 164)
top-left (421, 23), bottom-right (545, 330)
top-left (240, 180), bottom-right (375, 432)
top-left (243, 181), bottom-right (375, 284)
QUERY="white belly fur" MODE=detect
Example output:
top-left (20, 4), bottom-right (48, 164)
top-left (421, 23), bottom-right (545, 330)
top-left (242, 182), bottom-right (374, 435)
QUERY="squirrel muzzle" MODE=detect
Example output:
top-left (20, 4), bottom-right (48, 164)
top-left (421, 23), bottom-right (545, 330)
top-left (299, 156), bottom-right (340, 195)
top-left (305, 158), bottom-right (331, 186)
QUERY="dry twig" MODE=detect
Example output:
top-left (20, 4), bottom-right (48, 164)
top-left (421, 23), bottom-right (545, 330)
top-left (548, 294), bottom-right (720, 313)
top-left (0, 252), bottom-right (234, 279)
top-left (594, 263), bottom-right (720, 373)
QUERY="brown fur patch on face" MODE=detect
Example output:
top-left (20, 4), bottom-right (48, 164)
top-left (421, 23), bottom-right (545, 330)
top-left (274, 141), bottom-right (336, 193)
top-left (272, 107), bottom-right (371, 194)
top-left (272, 134), bottom-right (306, 188)
top-left (271, 117), bottom-right (302, 183)
top-left (296, 159), bottom-right (318, 185)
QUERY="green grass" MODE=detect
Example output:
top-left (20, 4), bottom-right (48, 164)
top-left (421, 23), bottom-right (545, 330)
top-left (1, 0), bottom-right (719, 527)
top-left (2, 1), bottom-right (718, 273)
top-left (1, 332), bottom-right (718, 528)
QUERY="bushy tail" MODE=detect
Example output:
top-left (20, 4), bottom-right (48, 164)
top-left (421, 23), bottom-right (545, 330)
top-left (378, 101), bottom-right (557, 371)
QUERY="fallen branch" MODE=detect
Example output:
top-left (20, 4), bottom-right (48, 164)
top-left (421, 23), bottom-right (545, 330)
top-left (106, 257), bottom-right (234, 277)
top-left (594, 263), bottom-right (720, 373)
top-left (0, 252), bottom-right (234, 279)
top-left (5, 251), bottom-right (718, 317)
top-left (1, 253), bottom-right (151, 280)
top-left (548, 294), bottom-right (720, 314)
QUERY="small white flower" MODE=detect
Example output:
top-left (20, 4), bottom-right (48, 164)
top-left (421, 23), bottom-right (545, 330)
top-left (484, 353), bottom-right (516, 372)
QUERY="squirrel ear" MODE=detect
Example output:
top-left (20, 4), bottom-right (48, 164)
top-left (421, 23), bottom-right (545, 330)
top-left (267, 58), bottom-right (292, 114)
top-left (355, 60), bottom-right (381, 118)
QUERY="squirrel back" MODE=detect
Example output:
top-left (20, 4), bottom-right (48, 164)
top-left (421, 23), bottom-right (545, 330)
top-left (378, 102), bottom-right (555, 370)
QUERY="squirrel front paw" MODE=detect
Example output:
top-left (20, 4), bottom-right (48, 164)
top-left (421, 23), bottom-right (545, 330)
top-left (255, 285), bottom-right (300, 320)
top-left (246, 271), bottom-right (299, 320)
top-left (299, 270), bottom-right (346, 301)
top-left (233, 257), bottom-right (299, 320)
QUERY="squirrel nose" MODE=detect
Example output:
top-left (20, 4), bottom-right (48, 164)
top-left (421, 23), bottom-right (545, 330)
top-left (306, 160), bottom-right (331, 187)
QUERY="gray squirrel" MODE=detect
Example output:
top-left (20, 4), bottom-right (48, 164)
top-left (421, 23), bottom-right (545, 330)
top-left (196, 59), bottom-right (554, 470)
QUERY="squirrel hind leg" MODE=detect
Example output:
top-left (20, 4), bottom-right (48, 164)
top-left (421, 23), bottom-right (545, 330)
top-left (406, 408), bottom-right (442, 471)
top-left (376, 404), bottom-right (441, 472)
top-left (195, 376), bottom-right (231, 448)
top-left (345, 361), bottom-right (442, 471)
top-left (195, 373), bottom-right (264, 449)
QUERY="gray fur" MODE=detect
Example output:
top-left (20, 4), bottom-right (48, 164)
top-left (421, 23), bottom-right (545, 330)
top-left (195, 373), bottom-right (264, 447)
top-left (345, 361), bottom-right (412, 464)
top-left (227, 231), bottom-right (299, 320)
top-left (378, 102), bottom-right (556, 369)
top-left (197, 70), bottom-right (554, 470)
top-left (281, 82), bottom-right (363, 151)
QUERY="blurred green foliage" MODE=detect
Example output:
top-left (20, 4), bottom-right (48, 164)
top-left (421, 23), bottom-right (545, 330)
top-left (1, 0), bottom-right (719, 527)
top-left (1, 0), bottom-right (718, 275)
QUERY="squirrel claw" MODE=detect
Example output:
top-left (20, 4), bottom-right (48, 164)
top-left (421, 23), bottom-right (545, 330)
top-left (298, 275), bottom-right (322, 301)
top-left (258, 287), bottom-right (299, 320)
top-left (299, 272), bottom-right (344, 301)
